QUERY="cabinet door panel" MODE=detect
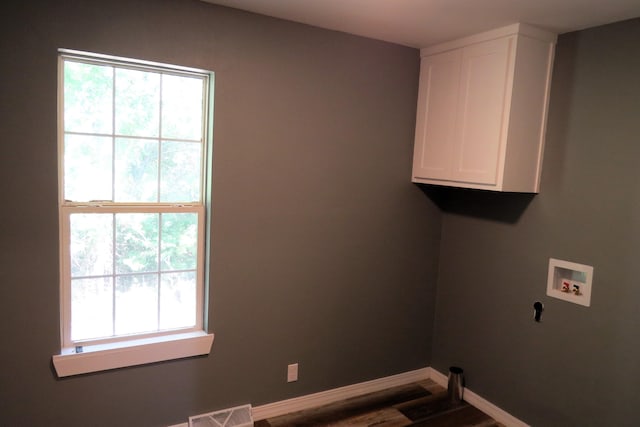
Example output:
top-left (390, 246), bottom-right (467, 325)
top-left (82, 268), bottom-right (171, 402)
top-left (412, 49), bottom-right (461, 181)
top-left (453, 37), bottom-right (512, 185)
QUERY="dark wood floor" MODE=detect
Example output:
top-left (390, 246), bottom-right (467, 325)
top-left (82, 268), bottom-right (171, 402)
top-left (255, 379), bottom-right (503, 427)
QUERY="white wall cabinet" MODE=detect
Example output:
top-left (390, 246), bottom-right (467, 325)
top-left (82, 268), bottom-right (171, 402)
top-left (412, 23), bottom-right (556, 193)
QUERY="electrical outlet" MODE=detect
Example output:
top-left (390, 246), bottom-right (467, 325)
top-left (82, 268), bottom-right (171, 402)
top-left (287, 363), bottom-right (298, 382)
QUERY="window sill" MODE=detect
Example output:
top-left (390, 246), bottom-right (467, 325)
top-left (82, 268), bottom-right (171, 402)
top-left (52, 331), bottom-right (214, 377)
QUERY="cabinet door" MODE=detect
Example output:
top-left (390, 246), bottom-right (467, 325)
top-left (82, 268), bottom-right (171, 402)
top-left (452, 37), bottom-right (512, 185)
top-left (412, 49), bottom-right (461, 181)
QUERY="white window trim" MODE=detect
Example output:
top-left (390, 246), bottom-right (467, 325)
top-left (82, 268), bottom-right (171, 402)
top-left (52, 49), bottom-right (215, 377)
top-left (53, 331), bottom-right (214, 377)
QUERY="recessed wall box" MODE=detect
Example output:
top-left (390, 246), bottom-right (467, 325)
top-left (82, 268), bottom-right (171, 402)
top-left (547, 258), bottom-right (593, 307)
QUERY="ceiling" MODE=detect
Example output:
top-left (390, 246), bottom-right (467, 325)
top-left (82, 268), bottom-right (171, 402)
top-left (200, 0), bottom-right (640, 48)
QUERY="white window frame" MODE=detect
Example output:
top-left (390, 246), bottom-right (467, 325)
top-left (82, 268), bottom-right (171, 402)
top-left (52, 49), bottom-right (214, 377)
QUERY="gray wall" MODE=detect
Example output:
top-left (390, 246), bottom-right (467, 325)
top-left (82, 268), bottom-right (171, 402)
top-left (0, 1), bottom-right (441, 426)
top-left (5, 1), bottom-right (636, 426)
top-left (431, 18), bottom-right (640, 426)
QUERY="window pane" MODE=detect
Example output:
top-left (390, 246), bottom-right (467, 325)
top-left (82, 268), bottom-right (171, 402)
top-left (115, 274), bottom-right (158, 335)
top-left (160, 141), bottom-right (202, 202)
top-left (116, 213), bottom-right (159, 274)
top-left (161, 213), bottom-right (197, 271)
top-left (64, 61), bottom-right (113, 134)
top-left (64, 134), bottom-right (112, 202)
top-left (71, 277), bottom-right (113, 341)
top-left (115, 68), bottom-right (160, 137)
top-left (70, 213), bottom-right (113, 278)
top-left (160, 271), bottom-right (196, 329)
top-left (60, 52), bottom-right (209, 347)
top-left (162, 74), bottom-right (203, 140)
top-left (114, 138), bottom-right (159, 202)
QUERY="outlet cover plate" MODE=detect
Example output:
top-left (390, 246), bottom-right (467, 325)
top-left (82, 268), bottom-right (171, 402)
top-left (287, 363), bottom-right (298, 382)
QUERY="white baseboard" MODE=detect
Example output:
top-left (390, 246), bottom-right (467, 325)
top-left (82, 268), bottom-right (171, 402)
top-left (428, 368), bottom-right (528, 427)
top-left (251, 367), bottom-right (430, 420)
top-left (169, 366), bottom-right (528, 427)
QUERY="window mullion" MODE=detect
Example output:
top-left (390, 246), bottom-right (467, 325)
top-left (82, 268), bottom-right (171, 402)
top-left (157, 213), bottom-right (162, 331)
top-left (111, 67), bottom-right (117, 338)
top-left (111, 65), bottom-right (116, 203)
top-left (157, 74), bottom-right (164, 331)
top-left (158, 73), bottom-right (164, 203)
top-left (111, 213), bottom-right (116, 337)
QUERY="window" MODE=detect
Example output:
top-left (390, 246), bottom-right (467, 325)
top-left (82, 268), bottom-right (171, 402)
top-left (53, 50), bottom-right (214, 377)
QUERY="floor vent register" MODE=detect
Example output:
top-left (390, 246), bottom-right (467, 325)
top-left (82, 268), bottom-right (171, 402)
top-left (189, 404), bottom-right (253, 427)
